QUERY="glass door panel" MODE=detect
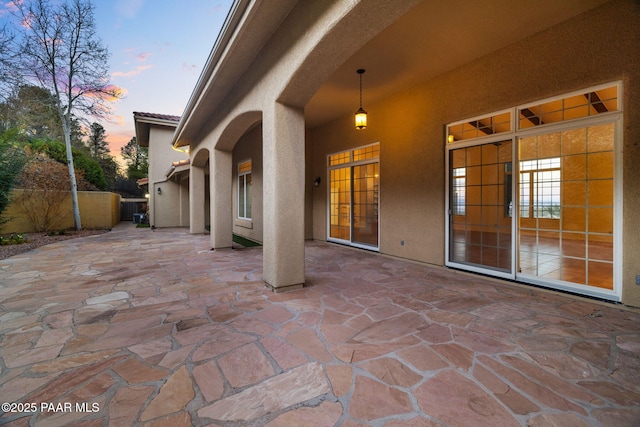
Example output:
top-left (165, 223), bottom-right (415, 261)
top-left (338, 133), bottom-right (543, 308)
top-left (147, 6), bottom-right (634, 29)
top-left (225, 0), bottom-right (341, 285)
top-left (516, 123), bottom-right (614, 290)
top-left (329, 167), bottom-right (351, 241)
top-left (352, 163), bottom-right (379, 247)
top-left (449, 140), bottom-right (513, 273)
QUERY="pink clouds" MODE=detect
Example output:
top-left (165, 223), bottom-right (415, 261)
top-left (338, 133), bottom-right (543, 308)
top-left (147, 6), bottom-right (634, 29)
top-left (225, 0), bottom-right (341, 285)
top-left (112, 65), bottom-right (153, 78)
top-left (112, 49), bottom-right (153, 78)
top-left (108, 130), bottom-right (135, 168)
top-left (0, 0), bottom-right (19, 17)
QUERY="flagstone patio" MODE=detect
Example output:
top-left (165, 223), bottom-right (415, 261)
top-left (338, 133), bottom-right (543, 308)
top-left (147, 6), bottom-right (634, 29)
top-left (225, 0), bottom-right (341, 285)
top-left (1, 224), bottom-right (639, 426)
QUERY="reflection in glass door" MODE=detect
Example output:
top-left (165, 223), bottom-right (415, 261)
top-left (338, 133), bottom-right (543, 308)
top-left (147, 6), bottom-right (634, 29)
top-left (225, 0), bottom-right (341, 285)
top-left (447, 125), bottom-right (616, 292)
top-left (449, 141), bottom-right (513, 273)
top-left (518, 123), bottom-right (615, 290)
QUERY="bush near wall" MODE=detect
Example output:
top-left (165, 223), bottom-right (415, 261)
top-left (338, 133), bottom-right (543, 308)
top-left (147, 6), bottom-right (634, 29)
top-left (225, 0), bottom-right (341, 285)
top-left (1, 190), bottom-right (121, 234)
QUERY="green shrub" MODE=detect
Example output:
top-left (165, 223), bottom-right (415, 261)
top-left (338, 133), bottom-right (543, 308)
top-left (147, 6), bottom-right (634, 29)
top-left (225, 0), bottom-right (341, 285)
top-left (28, 139), bottom-right (107, 190)
top-left (0, 134), bottom-right (28, 222)
top-left (0, 234), bottom-right (27, 245)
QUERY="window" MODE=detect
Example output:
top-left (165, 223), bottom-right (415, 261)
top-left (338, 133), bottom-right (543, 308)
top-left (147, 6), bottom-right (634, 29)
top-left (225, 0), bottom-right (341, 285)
top-left (452, 167), bottom-right (466, 215)
top-left (519, 158), bottom-right (561, 219)
top-left (447, 111), bottom-right (512, 143)
top-left (238, 160), bottom-right (252, 220)
top-left (518, 85), bottom-right (618, 129)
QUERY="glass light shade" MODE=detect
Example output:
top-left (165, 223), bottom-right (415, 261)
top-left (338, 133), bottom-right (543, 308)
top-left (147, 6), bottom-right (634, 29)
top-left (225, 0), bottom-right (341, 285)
top-left (355, 107), bottom-right (367, 130)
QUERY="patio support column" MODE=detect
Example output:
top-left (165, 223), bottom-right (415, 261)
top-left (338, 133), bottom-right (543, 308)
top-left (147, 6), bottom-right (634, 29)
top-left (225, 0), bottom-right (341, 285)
top-left (209, 148), bottom-right (233, 249)
top-left (262, 102), bottom-right (305, 291)
top-left (189, 165), bottom-right (205, 233)
top-left (180, 179), bottom-right (190, 227)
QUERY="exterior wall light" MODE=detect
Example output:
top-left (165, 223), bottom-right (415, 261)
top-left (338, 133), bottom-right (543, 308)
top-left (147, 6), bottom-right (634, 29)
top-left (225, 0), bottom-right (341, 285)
top-left (355, 69), bottom-right (367, 130)
top-left (157, 187), bottom-right (162, 195)
top-left (314, 176), bottom-right (322, 187)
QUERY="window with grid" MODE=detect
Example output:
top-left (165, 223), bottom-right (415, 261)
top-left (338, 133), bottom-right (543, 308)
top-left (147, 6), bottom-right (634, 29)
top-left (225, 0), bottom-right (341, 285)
top-left (518, 85), bottom-right (618, 129)
top-left (238, 160), bottom-right (252, 220)
top-left (452, 168), bottom-right (466, 215)
top-left (519, 158), bottom-right (561, 219)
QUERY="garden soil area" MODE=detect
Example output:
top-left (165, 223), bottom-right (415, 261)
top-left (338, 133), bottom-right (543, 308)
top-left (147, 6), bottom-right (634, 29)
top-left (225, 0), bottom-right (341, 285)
top-left (0, 229), bottom-right (110, 261)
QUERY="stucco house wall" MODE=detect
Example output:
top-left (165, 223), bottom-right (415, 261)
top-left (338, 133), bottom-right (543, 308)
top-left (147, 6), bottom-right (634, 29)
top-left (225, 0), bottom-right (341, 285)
top-left (160, 0), bottom-right (638, 304)
top-left (232, 124), bottom-right (263, 243)
top-left (149, 126), bottom-right (189, 228)
top-left (134, 113), bottom-right (188, 228)
top-left (310, 0), bottom-right (640, 279)
top-left (307, 0), bottom-right (640, 306)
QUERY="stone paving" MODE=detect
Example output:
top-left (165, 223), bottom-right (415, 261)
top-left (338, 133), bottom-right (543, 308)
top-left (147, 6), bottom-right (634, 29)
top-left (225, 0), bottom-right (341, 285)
top-left (1, 224), bottom-right (639, 426)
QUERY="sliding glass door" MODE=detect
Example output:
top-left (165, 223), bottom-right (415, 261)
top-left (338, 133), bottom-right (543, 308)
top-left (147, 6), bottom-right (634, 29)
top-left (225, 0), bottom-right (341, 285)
top-left (328, 144), bottom-right (380, 250)
top-left (449, 141), bottom-right (513, 274)
top-left (446, 83), bottom-right (620, 300)
top-left (517, 124), bottom-right (615, 290)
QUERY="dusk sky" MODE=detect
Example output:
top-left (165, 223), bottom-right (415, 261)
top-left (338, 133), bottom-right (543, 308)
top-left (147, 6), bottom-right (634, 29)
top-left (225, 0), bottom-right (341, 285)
top-left (1, 0), bottom-right (234, 163)
top-left (94, 0), bottom-right (233, 161)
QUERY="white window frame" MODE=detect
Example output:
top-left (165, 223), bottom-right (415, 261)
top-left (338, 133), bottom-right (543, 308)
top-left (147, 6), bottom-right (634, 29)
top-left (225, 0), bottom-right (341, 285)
top-left (327, 142), bottom-right (381, 251)
top-left (238, 160), bottom-right (252, 220)
top-left (445, 82), bottom-right (623, 302)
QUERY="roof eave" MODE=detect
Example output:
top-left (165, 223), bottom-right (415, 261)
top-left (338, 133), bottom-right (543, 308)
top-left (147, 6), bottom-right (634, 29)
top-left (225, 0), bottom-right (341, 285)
top-left (171, 0), bottom-right (251, 148)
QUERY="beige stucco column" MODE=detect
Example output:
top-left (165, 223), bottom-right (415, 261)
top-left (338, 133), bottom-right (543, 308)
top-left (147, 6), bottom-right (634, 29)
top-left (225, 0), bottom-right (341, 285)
top-left (189, 165), bottom-right (206, 233)
top-left (262, 102), bottom-right (305, 291)
top-left (180, 180), bottom-right (190, 227)
top-left (209, 148), bottom-right (233, 249)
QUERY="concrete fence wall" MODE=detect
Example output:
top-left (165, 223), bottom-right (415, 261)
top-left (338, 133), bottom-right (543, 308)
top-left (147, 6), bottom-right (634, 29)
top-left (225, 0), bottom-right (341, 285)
top-left (1, 190), bottom-right (121, 234)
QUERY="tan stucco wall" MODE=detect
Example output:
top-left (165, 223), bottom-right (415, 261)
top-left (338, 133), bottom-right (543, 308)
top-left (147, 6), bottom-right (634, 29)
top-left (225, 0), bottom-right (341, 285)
top-left (309, 99), bottom-right (445, 264)
top-left (148, 126), bottom-right (189, 228)
top-left (152, 180), bottom-right (188, 228)
top-left (2, 190), bottom-right (120, 233)
top-left (232, 125), bottom-right (263, 243)
top-left (309, 0), bottom-right (640, 305)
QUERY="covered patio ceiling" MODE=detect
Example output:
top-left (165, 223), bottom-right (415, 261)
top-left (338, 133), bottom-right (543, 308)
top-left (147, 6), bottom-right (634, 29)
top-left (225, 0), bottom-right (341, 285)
top-left (305, 0), bottom-right (610, 128)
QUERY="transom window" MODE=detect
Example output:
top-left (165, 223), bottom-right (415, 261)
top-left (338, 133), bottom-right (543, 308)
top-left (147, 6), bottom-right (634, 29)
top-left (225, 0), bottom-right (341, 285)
top-left (447, 111), bottom-right (512, 142)
top-left (518, 85), bottom-right (618, 129)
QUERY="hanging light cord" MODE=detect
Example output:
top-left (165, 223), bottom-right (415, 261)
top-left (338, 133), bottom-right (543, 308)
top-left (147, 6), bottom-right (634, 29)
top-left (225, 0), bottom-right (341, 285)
top-left (359, 72), bottom-right (363, 108)
top-left (357, 69), bottom-right (365, 109)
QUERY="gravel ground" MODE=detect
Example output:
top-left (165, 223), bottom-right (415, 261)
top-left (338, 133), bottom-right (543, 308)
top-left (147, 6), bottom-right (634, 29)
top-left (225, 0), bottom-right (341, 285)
top-left (0, 229), bottom-right (110, 261)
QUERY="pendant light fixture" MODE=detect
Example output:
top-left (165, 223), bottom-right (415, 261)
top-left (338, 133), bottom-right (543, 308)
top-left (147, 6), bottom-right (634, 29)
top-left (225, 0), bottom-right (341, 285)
top-left (355, 69), bottom-right (367, 130)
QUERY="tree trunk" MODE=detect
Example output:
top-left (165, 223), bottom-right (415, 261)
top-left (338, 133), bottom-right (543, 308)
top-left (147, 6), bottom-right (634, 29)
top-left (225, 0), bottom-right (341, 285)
top-left (63, 119), bottom-right (82, 231)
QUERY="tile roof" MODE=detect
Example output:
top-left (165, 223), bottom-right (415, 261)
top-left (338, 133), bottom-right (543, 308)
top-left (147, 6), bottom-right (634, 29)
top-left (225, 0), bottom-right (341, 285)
top-left (134, 112), bottom-right (181, 122)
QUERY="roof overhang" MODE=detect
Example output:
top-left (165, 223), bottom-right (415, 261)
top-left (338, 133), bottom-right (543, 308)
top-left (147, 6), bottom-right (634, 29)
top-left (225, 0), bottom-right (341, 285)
top-left (172, 0), bottom-right (298, 148)
top-left (166, 159), bottom-right (191, 181)
top-left (173, 0), bottom-right (611, 147)
top-left (134, 112), bottom-right (181, 147)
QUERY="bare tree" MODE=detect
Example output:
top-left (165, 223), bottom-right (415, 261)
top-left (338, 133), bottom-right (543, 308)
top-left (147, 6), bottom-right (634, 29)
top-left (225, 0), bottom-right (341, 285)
top-left (0, 26), bottom-right (13, 100)
top-left (6, 0), bottom-right (121, 230)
